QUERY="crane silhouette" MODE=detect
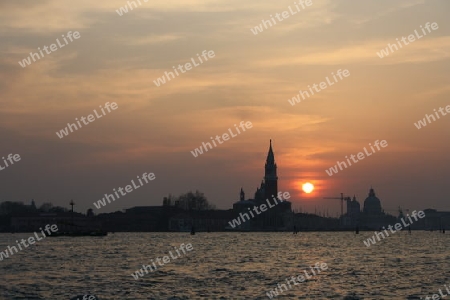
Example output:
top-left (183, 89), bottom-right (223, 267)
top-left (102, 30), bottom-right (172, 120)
top-left (323, 193), bottom-right (352, 218)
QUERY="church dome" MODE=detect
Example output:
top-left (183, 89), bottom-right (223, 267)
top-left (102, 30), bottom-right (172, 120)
top-left (363, 188), bottom-right (382, 215)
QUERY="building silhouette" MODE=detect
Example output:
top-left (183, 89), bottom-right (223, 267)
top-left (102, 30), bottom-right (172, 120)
top-left (342, 195), bottom-right (361, 227)
top-left (232, 140), bottom-right (292, 230)
top-left (340, 187), bottom-right (398, 230)
top-left (363, 187), bottom-right (383, 215)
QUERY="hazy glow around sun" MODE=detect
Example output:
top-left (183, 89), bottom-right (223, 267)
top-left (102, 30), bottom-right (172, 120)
top-left (302, 182), bottom-right (314, 193)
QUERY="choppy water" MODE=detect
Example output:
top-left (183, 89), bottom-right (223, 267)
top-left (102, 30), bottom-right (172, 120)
top-left (1, 232), bottom-right (449, 299)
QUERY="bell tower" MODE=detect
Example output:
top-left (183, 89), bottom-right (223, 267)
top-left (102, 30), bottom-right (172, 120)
top-left (264, 140), bottom-right (278, 200)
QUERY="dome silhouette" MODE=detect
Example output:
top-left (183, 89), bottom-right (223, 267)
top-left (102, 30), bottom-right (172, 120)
top-left (363, 187), bottom-right (382, 215)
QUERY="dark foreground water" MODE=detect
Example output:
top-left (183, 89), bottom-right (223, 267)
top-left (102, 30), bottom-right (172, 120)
top-left (0, 232), bottom-right (449, 299)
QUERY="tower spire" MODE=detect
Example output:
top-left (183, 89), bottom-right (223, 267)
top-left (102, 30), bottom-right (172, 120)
top-left (266, 139), bottom-right (275, 165)
top-left (264, 140), bottom-right (278, 200)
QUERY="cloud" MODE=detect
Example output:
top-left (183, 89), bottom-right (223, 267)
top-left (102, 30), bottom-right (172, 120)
top-left (254, 36), bottom-right (450, 66)
top-left (115, 34), bottom-right (184, 46)
top-left (0, 0), bottom-right (449, 213)
top-left (347, 0), bottom-right (426, 25)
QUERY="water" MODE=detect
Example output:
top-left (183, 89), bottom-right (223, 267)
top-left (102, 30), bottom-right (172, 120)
top-left (0, 232), bottom-right (449, 299)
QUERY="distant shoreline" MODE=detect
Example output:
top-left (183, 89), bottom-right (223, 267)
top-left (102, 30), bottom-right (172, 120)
top-left (0, 229), bottom-right (433, 234)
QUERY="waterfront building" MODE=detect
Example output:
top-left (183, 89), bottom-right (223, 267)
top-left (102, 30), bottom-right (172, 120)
top-left (232, 140), bottom-right (292, 230)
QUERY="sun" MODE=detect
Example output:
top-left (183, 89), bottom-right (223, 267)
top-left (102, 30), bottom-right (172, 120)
top-left (302, 182), bottom-right (314, 194)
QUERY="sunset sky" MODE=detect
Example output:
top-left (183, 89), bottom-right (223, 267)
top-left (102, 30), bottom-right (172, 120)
top-left (1, 0), bottom-right (449, 215)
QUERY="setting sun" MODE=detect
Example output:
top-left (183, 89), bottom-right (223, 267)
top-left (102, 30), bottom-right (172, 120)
top-left (302, 182), bottom-right (314, 194)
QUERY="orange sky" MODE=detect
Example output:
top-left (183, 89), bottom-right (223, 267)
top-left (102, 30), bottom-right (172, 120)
top-left (0, 0), bottom-right (449, 214)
